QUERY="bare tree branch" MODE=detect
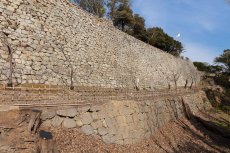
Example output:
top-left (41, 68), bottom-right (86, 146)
top-left (172, 71), bottom-right (181, 90)
top-left (0, 31), bottom-right (15, 87)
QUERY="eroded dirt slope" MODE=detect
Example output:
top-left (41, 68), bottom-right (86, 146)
top-left (0, 110), bottom-right (229, 153)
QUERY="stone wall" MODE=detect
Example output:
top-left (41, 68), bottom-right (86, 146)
top-left (0, 0), bottom-right (199, 90)
top-left (40, 91), bottom-right (211, 145)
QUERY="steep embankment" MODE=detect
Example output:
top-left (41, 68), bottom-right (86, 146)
top-left (53, 115), bottom-right (230, 153)
top-left (1, 109), bottom-right (230, 153)
top-left (30, 91), bottom-right (211, 145)
top-left (0, 0), bottom-right (198, 89)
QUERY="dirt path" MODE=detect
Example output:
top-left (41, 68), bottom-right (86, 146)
top-left (0, 87), bottom-right (199, 107)
top-left (0, 111), bottom-right (37, 153)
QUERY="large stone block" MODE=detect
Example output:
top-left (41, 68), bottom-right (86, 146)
top-left (78, 106), bottom-right (90, 113)
top-left (81, 125), bottom-right (94, 135)
top-left (41, 110), bottom-right (56, 121)
top-left (80, 112), bottom-right (93, 125)
top-left (102, 134), bottom-right (116, 144)
top-left (63, 118), bottom-right (77, 128)
top-left (41, 120), bottom-right (52, 127)
top-left (51, 116), bottom-right (64, 127)
top-left (57, 108), bottom-right (78, 117)
top-left (98, 127), bottom-right (108, 136)
top-left (91, 112), bottom-right (99, 120)
top-left (74, 116), bottom-right (83, 127)
top-left (91, 120), bottom-right (101, 129)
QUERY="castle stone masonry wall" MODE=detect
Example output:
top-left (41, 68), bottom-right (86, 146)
top-left (40, 91), bottom-right (211, 145)
top-left (0, 0), bottom-right (199, 89)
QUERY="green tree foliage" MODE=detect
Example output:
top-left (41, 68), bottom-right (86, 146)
top-left (112, 2), bottom-right (134, 31)
top-left (107, 0), bottom-right (130, 19)
top-left (193, 62), bottom-right (211, 72)
top-left (209, 65), bottom-right (224, 73)
top-left (215, 49), bottom-right (230, 72)
top-left (215, 73), bottom-right (230, 88)
top-left (132, 14), bottom-right (147, 41)
top-left (213, 49), bottom-right (230, 103)
top-left (72, 0), bottom-right (106, 17)
top-left (193, 62), bottom-right (224, 73)
top-left (146, 27), bottom-right (183, 56)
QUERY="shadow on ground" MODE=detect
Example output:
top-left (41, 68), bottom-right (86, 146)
top-left (177, 113), bottom-right (230, 153)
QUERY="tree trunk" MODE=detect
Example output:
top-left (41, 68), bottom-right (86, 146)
top-left (1, 32), bottom-right (14, 87)
top-left (190, 80), bottom-right (194, 89)
top-left (184, 80), bottom-right (188, 89)
top-left (122, 22), bottom-right (125, 31)
top-left (7, 46), bottom-right (13, 87)
top-left (174, 80), bottom-right (177, 89)
top-left (70, 68), bottom-right (74, 90)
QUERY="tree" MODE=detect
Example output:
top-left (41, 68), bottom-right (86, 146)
top-left (112, 1), bottom-right (134, 31)
top-left (172, 71), bottom-right (181, 89)
top-left (72, 0), bottom-right (106, 18)
top-left (107, 0), bottom-right (119, 19)
top-left (0, 32), bottom-right (15, 87)
top-left (193, 62), bottom-right (210, 72)
top-left (131, 14), bottom-right (147, 41)
top-left (209, 65), bottom-right (224, 73)
top-left (146, 27), bottom-right (183, 56)
top-left (215, 49), bottom-right (230, 72)
top-left (107, 0), bottom-right (130, 19)
top-left (193, 62), bottom-right (224, 73)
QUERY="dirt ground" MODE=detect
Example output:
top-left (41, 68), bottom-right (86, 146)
top-left (0, 109), bottom-right (229, 153)
top-left (0, 110), bottom-right (37, 153)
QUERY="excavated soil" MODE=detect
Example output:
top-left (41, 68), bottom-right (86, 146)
top-left (0, 110), bottom-right (230, 153)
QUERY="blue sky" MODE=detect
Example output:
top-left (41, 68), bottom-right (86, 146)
top-left (132, 0), bottom-right (230, 64)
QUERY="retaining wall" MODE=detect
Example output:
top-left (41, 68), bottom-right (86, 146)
top-left (40, 91), bottom-right (211, 145)
top-left (0, 0), bottom-right (199, 89)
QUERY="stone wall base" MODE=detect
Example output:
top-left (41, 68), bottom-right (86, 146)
top-left (38, 91), bottom-right (211, 145)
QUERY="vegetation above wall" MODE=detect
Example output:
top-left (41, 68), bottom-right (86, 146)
top-left (215, 49), bottom-right (230, 73)
top-left (193, 49), bottom-right (230, 113)
top-left (193, 62), bottom-right (224, 73)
